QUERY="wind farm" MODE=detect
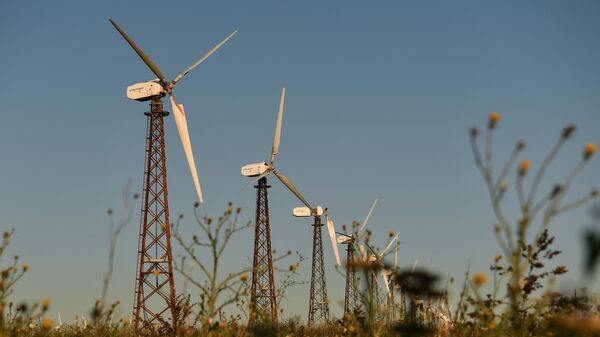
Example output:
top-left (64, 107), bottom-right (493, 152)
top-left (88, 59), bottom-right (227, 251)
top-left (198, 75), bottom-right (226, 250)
top-left (1, 1), bottom-right (600, 337)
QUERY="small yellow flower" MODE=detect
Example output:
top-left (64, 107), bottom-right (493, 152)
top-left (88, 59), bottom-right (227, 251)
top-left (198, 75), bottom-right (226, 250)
top-left (289, 263), bottom-right (297, 272)
top-left (21, 263), bottom-right (29, 272)
top-left (495, 254), bottom-right (502, 262)
top-left (152, 269), bottom-right (160, 277)
top-left (488, 112), bottom-right (501, 128)
top-left (489, 321), bottom-right (497, 330)
top-left (160, 223), bottom-right (167, 231)
top-left (519, 159), bottom-right (531, 176)
top-left (41, 319), bottom-right (53, 330)
top-left (584, 143), bottom-right (597, 160)
top-left (121, 318), bottom-right (130, 325)
top-left (473, 272), bottom-right (487, 287)
top-left (389, 230), bottom-right (394, 238)
top-left (41, 298), bottom-right (50, 311)
top-left (240, 273), bottom-right (248, 282)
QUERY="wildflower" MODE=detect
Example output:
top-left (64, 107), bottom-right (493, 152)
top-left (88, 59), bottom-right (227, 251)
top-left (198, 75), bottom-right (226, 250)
top-left (41, 298), bottom-right (50, 311)
top-left (41, 319), bottom-right (53, 330)
top-left (518, 159), bottom-right (531, 176)
top-left (21, 263), bottom-right (29, 272)
top-left (489, 321), bottom-right (497, 330)
top-left (495, 254), bottom-right (502, 262)
top-left (240, 273), bottom-right (248, 282)
top-left (389, 230), bottom-right (394, 237)
top-left (121, 318), bottom-right (130, 325)
top-left (473, 272), bottom-right (487, 287)
top-left (584, 143), bottom-right (597, 160)
top-left (152, 269), bottom-right (160, 277)
top-left (289, 263), bottom-right (297, 272)
top-left (160, 223), bottom-right (167, 231)
top-left (488, 112), bottom-right (501, 129)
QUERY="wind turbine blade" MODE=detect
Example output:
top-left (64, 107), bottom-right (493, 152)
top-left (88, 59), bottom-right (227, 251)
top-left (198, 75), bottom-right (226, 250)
top-left (171, 30), bottom-right (238, 86)
top-left (394, 241), bottom-right (399, 269)
top-left (270, 88), bottom-right (285, 165)
top-left (358, 243), bottom-right (367, 261)
top-left (325, 210), bottom-right (341, 266)
top-left (169, 94), bottom-right (204, 203)
top-left (239, 170), bottom-right (271, 193)
top-left (381, 231), bottom-right (400, 256)
top-left (272, 169), bottom-right (312, 210)
top-left (109, 19), bottom-right (166, 83)
top-left (380, 269), bottom-right (391, 297)
top-left (357, 198), bottom-right (378, 237)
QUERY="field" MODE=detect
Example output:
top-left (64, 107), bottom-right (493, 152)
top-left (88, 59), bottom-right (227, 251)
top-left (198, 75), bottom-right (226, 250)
top-left (1, 114), bottom-right (598, 337)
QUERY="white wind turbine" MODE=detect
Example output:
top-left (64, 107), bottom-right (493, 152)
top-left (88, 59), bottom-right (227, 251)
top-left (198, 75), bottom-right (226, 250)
top-left (241, 88), bottom-right (313, 210)
top-left (109, 19), bottom-right (237, 202)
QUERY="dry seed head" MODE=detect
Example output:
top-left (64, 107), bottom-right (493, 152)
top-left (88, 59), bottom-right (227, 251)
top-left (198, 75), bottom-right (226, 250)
top-left (584, 143), bottom-right (597, 160)
top-left (21, 263), bottom-right (28, 272)
top-left (470, 127), bottom-right (479, 139)
top-left (562, 125), bottom-right (576, 139)
top-left (389, 230), bottom-right (394, 237)
top-left (41, 299), bottom-right (50, 311)
top-left (473, 272), bottom-right (487, 287)
top-left (289, 263), bottom-right (297, 272)
top-left (240, 273), bottom-right (248, 282)
top-left (516, 140), bottom-right (526, 151)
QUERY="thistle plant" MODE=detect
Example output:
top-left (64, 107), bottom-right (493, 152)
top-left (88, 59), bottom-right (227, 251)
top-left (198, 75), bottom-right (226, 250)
top-left (470, 112), bottom-right (598, 321)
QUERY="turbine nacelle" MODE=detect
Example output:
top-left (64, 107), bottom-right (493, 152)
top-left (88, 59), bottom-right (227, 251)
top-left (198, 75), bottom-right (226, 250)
top-left (292, 206), bottom-right (323, 217)
top-left (337, 236), bottom-right (353, 244)
top-left (241, 162), bottom-right (269, 177)
top-left (126, 80), bottom-right (166, 101)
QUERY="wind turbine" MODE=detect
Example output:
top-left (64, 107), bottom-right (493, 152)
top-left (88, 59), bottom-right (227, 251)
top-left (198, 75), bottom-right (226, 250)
top-left (109, 19), bottom-right (236, 327)
top-left (329, 199), bottom-right (378, 319)
top-left (241, 88), bottom-right (313, 324)
top-left (292, 206), bottom-right (341, 325)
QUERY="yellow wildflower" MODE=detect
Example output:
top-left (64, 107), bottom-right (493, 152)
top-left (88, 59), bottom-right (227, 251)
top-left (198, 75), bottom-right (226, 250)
top-left (473, 272), bottom-right (487, 287)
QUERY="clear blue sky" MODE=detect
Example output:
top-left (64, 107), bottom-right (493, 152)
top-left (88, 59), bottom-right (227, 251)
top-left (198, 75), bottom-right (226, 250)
top-left (1, 0), bottom-right (599, 323)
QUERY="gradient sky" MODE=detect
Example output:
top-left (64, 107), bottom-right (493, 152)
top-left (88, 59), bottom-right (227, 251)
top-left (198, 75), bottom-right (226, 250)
top-left (1, 0), bottom-right (599, 323)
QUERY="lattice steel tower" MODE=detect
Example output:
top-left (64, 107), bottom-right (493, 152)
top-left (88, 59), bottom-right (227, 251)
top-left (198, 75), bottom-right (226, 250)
top-left (343, 243), bottom-right (360, 319)
top-left (249, 177), bottom-right (277, 324)
top-left (307, 216), bottom-right (329, 325)
top-left (133, 98), bottom-right (177, 327)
